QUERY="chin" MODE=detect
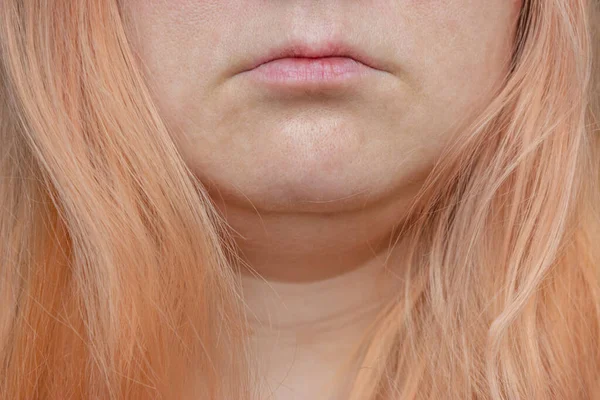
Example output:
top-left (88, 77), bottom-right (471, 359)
top-left (202, 170), bottom-right (404, 214)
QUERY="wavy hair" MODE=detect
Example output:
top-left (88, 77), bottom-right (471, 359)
top-left (1, 0), bottom-right (599, 399)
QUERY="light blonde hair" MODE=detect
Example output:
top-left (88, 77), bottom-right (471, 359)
top-left (1, 0), bottom-right (599, 399)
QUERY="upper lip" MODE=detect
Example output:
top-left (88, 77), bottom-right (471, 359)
top-left (241, 39), bottom-right (388, 73)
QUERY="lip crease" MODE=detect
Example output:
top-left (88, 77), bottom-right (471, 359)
top-left (242, 40), bottom-right (387, 73)
top-left (248, 56), bottom-right (373, 84)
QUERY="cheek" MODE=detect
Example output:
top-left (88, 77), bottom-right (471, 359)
top-left (404, 1), bottom-right (516, 141)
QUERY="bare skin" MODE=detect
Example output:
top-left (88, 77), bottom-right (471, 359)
top-left (122, 1), bottom-right (522, 398)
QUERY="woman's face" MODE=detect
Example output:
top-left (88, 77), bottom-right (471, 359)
top-left (122, 1), bottom-right (521, 213)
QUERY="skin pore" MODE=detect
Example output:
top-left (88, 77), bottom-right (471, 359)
top-left (122, 1), bottom-right (522, 399)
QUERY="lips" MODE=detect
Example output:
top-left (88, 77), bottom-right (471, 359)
top-left (241, 40), bottom-right (387, 73)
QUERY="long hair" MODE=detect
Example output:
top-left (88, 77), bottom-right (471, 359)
top-left (1, 1), bottom-right (599, 399)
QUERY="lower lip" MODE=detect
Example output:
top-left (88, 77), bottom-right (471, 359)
top-left (241, 57), bottom-right (374, 88)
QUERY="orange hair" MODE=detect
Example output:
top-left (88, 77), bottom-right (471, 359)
top-left (1, 0), bottom-right (599, 399)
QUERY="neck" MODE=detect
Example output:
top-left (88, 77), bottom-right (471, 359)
top-left (241, 253), bottom-right (396, 331)
top-left (208, 180), bottom-right (420, 399)
top-left (240, 246), bottom-right (402, 400)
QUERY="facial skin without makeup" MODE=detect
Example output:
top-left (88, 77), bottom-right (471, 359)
top-left (121, 2), bottom-right (522, 399)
